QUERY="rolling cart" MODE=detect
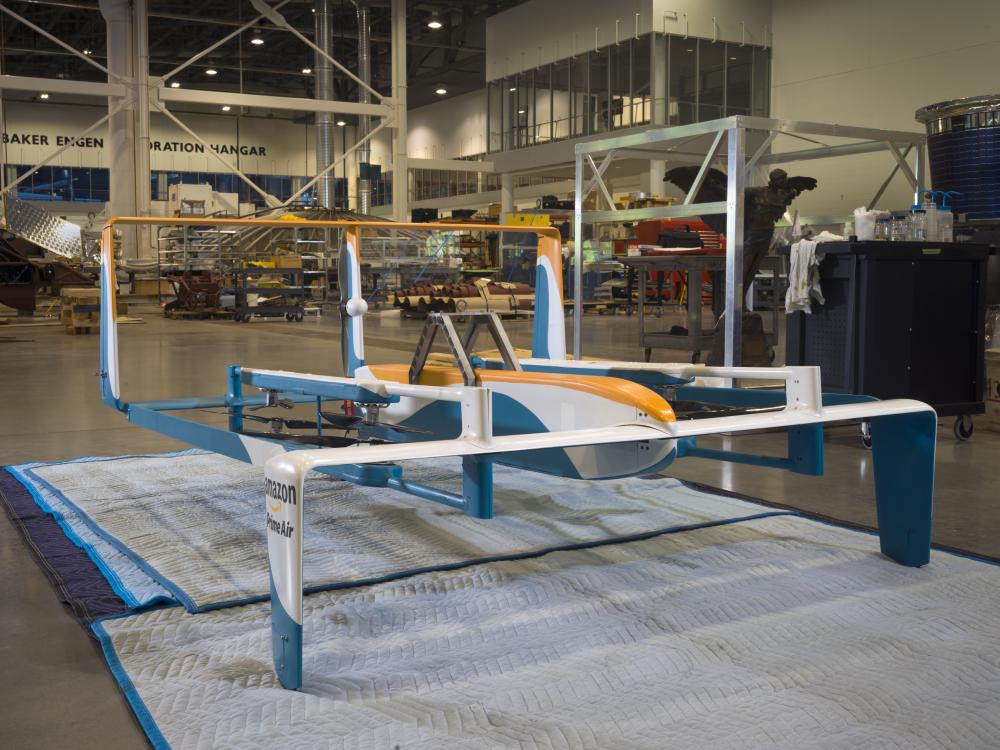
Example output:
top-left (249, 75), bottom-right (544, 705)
top-left (231, 266), bottom-right (307, 323)
top-left (784, 240), bottom-right (990, 442)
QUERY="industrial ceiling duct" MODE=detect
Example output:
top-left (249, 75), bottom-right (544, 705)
top-left (356, 0), bottom-right (372, 215)
top-left (314, 0), bottom-right (335, 209)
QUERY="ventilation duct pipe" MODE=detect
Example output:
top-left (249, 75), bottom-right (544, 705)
top-left (314, 0), bottom-right (335, 209)
top-left (356, 1), bottom-right (372, 214)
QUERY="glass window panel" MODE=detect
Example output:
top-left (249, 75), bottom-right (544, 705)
top-left (503, 76), bottom-right (518, 150)
top-left (516, 70), bottom-right (533, 147)
top-left (552, 59), bottom-right (571, 141)
top-left (610, 41), bottom-right (630, 129)
top-left (534, 65), bottom-right (552, 144)
top-left (91, 168), bottom-right (109, 202)
top-left (487, 80), bottom-right (502, 153)
top-left (698, 39), bottom-right (725, 122)
top-left (752, 46), bottom-right (770, 116)
top-left (589, 46), bottom-right (610, 134)
top-left (725, 44), bottom-right (753, 116)
top-left (668, 37), bottom-right (697, 125)
top-left (631, 36), bottom-right (652, 127)
top-left (570, 53), bottom-right (589, 138)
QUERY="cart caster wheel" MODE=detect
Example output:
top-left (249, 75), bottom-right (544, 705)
top-left (233, 313), bottom-right (244, 322)
top-left (691, 351), bottom-right (701, 364)
top-left (954, 415), bottom-right (974, 441)
top-left (294, 312), bottom-right (304, 322)
top-left (860, 420), bottom-right (872, 450)
top-left (285, 313), bottom-right (293, 321)
top-left (241, 314), bottom-right (251, 323)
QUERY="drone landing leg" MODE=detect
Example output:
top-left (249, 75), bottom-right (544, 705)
top-left (264, 455), bottom-right (306, 689)
top-left (870, 410), bottom-right (936, 567)
top-left (462, 455), bottom-right (494, 519)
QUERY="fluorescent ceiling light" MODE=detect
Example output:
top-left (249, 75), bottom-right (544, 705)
top-left (250, 35), bottom-right (264, 46)
top-left (39, 92), bottom-right (49, 99)
top-left (302, 67), bottom-right (312, 74)
top-left (435, 87), bottom-right (447, 95)
top-left (509, 87), bottom-right (516, 92)
top-left (427, 19), bottom-right (443, 29)
top-left (205, 68), bottom-right (218, 76)
top-left (169, 81), bottom-right (181, 88)
top-left (336, 120), bottom-right (347, 126)
top-left (518, 109), bottom-right (525, 114)
top-left (221, 105), bottom-right (231, 111)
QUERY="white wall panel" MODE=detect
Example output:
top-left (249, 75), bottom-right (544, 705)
top-left (770, 0), bottom-right (1000, 215)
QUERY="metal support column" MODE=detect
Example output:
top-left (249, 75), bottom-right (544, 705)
top-left (573, 153), bottom-right (583, 359)
top-left (100, 0), bottom-right (138, 258)
top-left (314, 0), bottom-right (335, 209)
top-left (724, 126), bottom-right (746, 368)
top-left (391, 0), bottom-right (408, 222)
top-left (133, 0), bottom-right (152, 258)
top-left (645, 32), bottom-right (668, 196)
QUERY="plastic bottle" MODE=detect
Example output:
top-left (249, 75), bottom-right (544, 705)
top-left (910, 208), bottom-right (927, 241)
top-left (936, 190), bottom-right (960, 243)
top-left (916, 191), bottom-right (940, 241)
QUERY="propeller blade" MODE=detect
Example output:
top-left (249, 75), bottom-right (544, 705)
top-left (320, 411), bottom-right (363, 429)
top-left (319, 410), bottom-right (428, 435)
top-left (281, 418), bottom-right (323, 430)
top-left (382, 422), bottom-right (430, 435)
top-left (236, 430), bottom-right (361, 448)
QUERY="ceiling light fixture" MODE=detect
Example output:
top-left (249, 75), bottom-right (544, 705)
top-left (250, 34), bottom-right (264, 46)
top-left (82, 48), bottom-right (92, 56)
top-left (221, 105), bottom-right (231, 111)
top-left (518, 109), bottom-right (525, 114)
top-left (435, 87), bottom-right (447, 95)
top-left (302, 67), bottom-right (312, 74)
top-left (427, 17), bottom-right (443, 29)
top-left (509, 87), bottom-right (516, 92)
top-left (205, 68), bottom-right (218, 76)
top-left (336, 120), bottom-right (347, 126)
top-left (170, 81), bottom-right (181, 88)
top-left (39, 92), bottom-right (49, 99)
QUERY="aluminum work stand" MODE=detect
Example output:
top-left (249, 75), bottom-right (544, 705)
top-left (572, 115), bottom-right (927, 366)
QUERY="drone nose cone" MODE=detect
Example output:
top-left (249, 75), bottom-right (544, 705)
top-left (345, 297), bottom-right (368, 317)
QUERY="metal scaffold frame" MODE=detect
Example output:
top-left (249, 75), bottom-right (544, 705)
top-left (572, 115), bottom-right (928, 366)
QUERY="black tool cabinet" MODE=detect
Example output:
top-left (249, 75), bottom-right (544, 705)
top-left (784, 241), bottom-right (989, 441)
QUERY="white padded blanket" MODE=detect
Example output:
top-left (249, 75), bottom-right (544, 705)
top-left (12, 451), bottom-right (775, 611)
top-left (96, 515), bottom-right (1000, 750)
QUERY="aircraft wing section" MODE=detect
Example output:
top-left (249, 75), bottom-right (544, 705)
top-left (279, 423), bottom-right (670, 477)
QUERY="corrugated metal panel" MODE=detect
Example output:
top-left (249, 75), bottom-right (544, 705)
top-left (3, 196), bottom-right (83, 258)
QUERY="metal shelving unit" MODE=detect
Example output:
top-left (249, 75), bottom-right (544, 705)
top-left (573, 115), bottom-right (928, 365)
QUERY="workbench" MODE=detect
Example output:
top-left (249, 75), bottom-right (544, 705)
top-left (621, 254), bottom-right (784, 363)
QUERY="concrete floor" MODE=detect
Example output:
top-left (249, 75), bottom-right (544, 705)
top-left (2, 304), bottom-right (998, 749)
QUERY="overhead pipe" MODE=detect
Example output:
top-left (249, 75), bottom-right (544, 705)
top-left (356, 0), bottom-right (372, 214)
top-left (314, 0), bottom-right (335, 208)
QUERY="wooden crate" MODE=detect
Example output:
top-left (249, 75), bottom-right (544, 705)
top-left (131, 279), bottom-right (175, 295)
top-left (987, 350), bottom-right (1000, 432)
top-left (60, 287), bottom-right (100, 300)
top-left (59, 288), bottom-right (126, 334)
